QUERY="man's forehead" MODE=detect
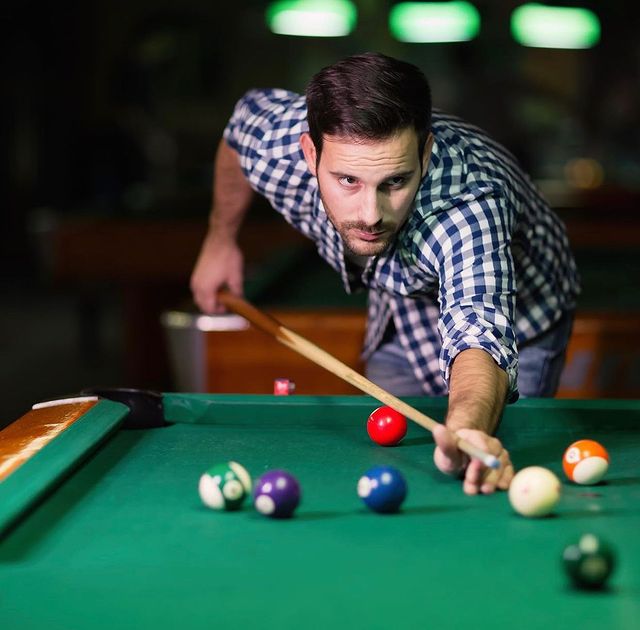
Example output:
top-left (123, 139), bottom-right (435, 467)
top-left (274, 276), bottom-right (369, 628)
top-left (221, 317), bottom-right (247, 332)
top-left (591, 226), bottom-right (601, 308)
top-left (322, 127), bottom-right (418, 147)
top-left (320, 129), bottom-right (419, 164)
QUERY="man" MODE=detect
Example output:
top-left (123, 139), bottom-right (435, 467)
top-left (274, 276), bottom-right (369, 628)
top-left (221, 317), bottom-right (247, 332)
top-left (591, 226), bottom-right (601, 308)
top-left (191, 52), bottom-right (580, 495)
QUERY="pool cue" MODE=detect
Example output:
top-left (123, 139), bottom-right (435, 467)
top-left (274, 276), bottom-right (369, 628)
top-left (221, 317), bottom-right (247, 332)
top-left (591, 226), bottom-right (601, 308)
top-left (217, 290), bottom-right (500, 470)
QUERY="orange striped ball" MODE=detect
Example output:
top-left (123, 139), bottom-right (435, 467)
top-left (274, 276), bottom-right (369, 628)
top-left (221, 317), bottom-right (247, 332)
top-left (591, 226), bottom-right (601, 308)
top-left (563, 440), bottom-right (609, 485)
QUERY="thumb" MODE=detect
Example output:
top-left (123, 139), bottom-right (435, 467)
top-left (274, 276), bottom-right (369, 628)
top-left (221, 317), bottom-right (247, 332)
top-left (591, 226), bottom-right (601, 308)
top-left (432, 424), bottom-right (468, 476)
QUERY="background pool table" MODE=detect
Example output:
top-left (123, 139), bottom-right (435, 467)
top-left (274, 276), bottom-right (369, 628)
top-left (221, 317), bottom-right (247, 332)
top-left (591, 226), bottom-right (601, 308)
top-left (1, 394), bottom-right (639, 629)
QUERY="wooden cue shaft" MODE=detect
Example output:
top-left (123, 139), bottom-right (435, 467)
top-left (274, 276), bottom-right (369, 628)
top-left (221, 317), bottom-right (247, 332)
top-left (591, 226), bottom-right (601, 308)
top-left (217, 290), bottom-right (499, 469)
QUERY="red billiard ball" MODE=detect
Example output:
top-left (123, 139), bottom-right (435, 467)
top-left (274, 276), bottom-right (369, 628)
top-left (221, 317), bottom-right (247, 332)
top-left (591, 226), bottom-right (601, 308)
top-left (367, 406), bottom-right (407, 446)
top-left (563, 439), bottom-right (609, 485)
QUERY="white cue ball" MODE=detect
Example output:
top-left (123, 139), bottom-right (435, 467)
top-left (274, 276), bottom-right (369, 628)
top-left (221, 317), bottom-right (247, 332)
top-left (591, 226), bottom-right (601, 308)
top-left (508, 466), bottom-right (562, 517)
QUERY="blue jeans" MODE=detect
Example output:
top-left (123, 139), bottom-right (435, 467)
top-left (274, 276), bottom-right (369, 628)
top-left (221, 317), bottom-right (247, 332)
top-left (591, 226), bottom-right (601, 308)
top-left (365, 312), bottom-right (574, 398)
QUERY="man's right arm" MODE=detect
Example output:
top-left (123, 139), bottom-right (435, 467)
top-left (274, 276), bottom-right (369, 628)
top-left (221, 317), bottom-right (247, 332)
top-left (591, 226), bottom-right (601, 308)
top-left (190, 139), bottom-right (255, 314)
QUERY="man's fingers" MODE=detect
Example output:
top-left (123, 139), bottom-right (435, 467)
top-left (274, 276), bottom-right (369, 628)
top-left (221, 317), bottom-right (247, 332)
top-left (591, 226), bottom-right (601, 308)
top-left (446, 429), bottom-right (514, 495)
top-left (479, 466), bottom-right (502, 495)
top-left (194, 290), bottom-right (217, 315)
top-left (463, 448), bottom-right (514, 495)
top-left (190, 237), bottom-right (244, 315)
top-left (226, 278), bottom-right (244, 302)
top-left (496, 458), bottom-right (515, 491)
top-left (466, 459), bottom-right (485, 485)
top-left (463, 464), bottom-right (497, 495)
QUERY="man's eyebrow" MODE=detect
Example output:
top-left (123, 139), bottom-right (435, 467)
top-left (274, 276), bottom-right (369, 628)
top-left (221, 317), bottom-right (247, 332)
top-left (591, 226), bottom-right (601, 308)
top-left (328, 169), bottom-right (416, 178)
top-left (328, 170), bottom-right (355, 177)
top-left (383, 170), bottom-right (415, 179)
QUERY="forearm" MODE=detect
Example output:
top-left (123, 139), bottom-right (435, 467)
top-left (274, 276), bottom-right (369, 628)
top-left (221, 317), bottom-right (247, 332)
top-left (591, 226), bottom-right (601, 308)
top-left (207, 139), bottom-right (255, 240)
top-left (445, 348), bottom-right (509, 435)
top-left (191, 140), bottom-right (254, 312)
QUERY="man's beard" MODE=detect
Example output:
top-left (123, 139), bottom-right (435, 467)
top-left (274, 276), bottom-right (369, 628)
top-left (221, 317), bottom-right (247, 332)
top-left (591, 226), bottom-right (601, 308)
top-left (318, 188), bottom-right (397, 257)
top-left (339, 221), bottom-right (394, 257)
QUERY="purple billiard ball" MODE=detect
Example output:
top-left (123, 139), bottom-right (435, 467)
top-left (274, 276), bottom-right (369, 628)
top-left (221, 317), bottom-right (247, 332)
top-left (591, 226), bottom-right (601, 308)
top-left (253, 470), bottom-right (301, 518)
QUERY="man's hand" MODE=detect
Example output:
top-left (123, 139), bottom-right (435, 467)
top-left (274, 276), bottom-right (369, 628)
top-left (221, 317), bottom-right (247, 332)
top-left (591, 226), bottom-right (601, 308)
top-left (190, 232), bottom-right (244, 314)
top-left (432, 424), bottom-right (514, 495)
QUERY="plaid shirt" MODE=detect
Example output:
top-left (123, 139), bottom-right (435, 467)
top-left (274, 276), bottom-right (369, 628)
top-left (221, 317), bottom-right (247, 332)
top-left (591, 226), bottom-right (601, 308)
top-left (224, 89), bottom-right (580, 400)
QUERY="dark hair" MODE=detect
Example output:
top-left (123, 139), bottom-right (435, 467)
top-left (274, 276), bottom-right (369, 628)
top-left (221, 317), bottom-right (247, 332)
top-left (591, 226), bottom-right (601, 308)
top-left (305, 52), bottom-right (432, 161)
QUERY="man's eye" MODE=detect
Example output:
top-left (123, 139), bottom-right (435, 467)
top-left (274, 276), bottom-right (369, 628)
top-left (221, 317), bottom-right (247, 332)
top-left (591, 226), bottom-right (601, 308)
top-left (387, 176), bottom-right (406, 187)
top-left (339, 176), bottom-right (358, 186)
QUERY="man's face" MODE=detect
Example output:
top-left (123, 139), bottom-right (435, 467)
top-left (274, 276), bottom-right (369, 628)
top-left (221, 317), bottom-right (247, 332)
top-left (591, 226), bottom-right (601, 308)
top-left (301, 128), bottom-right (433, 257)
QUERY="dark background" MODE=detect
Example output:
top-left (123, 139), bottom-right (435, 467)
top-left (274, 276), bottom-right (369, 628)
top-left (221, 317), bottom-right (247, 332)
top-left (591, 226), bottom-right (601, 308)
top-left (2, 1), bottom-right (639, 420)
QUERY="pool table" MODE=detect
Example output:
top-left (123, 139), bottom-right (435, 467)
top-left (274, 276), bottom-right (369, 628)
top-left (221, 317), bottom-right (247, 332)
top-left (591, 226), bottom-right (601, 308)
top-left (1, 393), bottom-right (639, 629)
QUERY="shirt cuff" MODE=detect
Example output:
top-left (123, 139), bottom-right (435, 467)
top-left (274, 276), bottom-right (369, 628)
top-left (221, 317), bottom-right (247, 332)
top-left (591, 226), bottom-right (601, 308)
top-left (441, 339), bottom-right (519, 404)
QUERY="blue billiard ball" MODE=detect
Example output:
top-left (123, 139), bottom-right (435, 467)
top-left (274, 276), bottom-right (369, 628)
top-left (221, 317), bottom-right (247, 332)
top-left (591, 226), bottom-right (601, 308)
top-left (357, 465), bottom-right (407, 513)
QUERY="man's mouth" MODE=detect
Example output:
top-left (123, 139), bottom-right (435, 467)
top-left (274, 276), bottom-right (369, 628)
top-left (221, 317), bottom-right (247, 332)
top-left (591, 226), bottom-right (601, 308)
top-left (353, 229), bottom-right (386, 242)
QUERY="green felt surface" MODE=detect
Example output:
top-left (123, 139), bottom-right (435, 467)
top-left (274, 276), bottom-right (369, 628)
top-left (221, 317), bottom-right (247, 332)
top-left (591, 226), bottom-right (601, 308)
top-left (1, 395), bottom-right (639, 629)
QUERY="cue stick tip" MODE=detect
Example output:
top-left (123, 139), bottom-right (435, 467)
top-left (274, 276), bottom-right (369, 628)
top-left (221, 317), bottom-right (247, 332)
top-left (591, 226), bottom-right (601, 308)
top-left (485, 454), bottom-right (501, 470)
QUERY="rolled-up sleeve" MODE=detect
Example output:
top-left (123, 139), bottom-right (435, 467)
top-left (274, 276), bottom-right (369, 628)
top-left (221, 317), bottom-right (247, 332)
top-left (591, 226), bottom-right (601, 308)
top-left (426, 186), bottom-right (520, 401)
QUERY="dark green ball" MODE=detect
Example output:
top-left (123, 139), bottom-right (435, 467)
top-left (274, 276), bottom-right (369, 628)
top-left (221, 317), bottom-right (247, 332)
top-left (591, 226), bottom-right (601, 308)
top-left (198, 461), bottom-right (252, 511)
top-left (562, 533), bottom-right (615, 589)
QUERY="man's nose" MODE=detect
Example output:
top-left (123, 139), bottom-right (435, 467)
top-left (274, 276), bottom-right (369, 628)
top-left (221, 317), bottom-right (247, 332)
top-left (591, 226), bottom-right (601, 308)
top-left (359, 189), bottom-right (384, 227)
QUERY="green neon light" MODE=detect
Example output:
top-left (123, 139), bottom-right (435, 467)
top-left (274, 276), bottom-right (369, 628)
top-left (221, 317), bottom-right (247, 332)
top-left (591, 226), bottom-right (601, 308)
top-left (389, 2), bottom-right (480, 43)
top-left (511, 4), bottom-right (600, 49)
top-left (266, 0), bottom-right (357, 37)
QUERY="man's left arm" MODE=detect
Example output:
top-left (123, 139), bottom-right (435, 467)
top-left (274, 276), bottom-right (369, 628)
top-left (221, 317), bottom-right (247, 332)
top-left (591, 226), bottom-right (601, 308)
top-left (423, 187), bottom-right (519, 494)
top-left (432, 348), bottom-right (514, 495)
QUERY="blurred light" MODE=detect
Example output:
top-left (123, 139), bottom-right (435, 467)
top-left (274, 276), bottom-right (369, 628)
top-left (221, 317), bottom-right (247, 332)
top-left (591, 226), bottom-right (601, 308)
top-left (511, 4), bottom-right (600, 49)
top-left (266, 0), bottom-right (357, 37)
top-left (389, 2), bottom-right (480, 43)
top-left (564, 158), bottom-right (604, 189)
top-left (162, 311), bottom-right (249, 332)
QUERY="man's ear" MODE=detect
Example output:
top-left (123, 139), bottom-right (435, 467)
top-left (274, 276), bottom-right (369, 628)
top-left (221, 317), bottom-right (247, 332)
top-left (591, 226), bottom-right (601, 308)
top-left (422, 132), bottom-right (434, 173)
top-left (300, 132), bottom-right (318, 176)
